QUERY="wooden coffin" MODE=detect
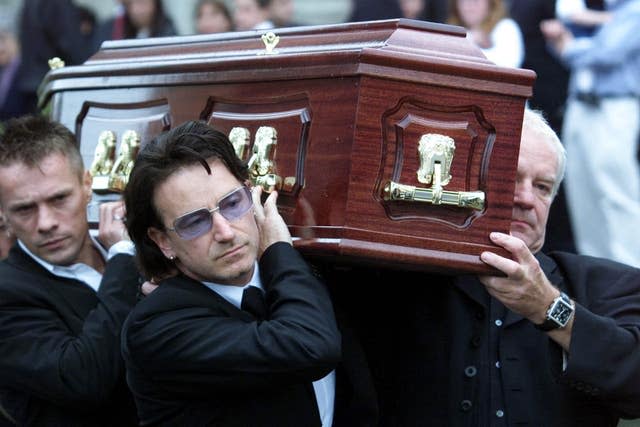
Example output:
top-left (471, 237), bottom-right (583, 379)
top-left (39, 19), bottom-right (535, 274)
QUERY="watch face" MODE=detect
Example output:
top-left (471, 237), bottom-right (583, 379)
top-left (550, 298), bottom-right (574, 326)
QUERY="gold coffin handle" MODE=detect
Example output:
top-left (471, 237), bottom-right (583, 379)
top-left (90, 130), bottom-right (117, 192)
top-left (382, 181), bottom-right (485, 210)
top-left (381, 133), bottom-right (485, 210)
top-left (108, 130), bottom-right (141, 192)
top-left (229, 127), bottom-right (250, 160)
top-left (232, 125), bottom-right (296, 193)
top-left (247, 126), bottom-right (287, 193)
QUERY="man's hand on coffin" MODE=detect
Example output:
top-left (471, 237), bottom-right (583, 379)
top-left (251, 186), bottom-right (292, 256)
top-left (477, 232), bottom-right (560, 326)
top-left (97, 200), bottom-right (130, 249)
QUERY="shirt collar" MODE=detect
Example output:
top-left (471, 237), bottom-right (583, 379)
top-left (17, 233), bottom-right (106, 292)
top-left (203, 263), bottom-right (263, 309)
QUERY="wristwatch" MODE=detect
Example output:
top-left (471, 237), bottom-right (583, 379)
top-left (534, 291), bottom-right (575, 331)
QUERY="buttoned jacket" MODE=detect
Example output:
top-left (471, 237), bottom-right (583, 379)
top-left (0, 245), bottom-right (139, 426)
top-left (122, 242), bottom-right (377, 426)
top-left (328, 252), bottom-right (640, 427)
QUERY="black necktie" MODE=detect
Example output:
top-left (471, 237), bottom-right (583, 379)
top-left (241, 286), bottom-right (267, 320)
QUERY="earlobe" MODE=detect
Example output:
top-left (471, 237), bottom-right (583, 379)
top-left (83, 170), bottom-right (93, 203)
top-left (148, 227), bottom-right (174, 259)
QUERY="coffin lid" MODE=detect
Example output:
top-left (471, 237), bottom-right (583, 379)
top-left (38, 18), bottom-right (535, 108)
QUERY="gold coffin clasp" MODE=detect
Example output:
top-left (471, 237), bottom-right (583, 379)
top-left (382, 133), bottom-right (485, 210)
top-left (260, 32), bottom-right (280, 55)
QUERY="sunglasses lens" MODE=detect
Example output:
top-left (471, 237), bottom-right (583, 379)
top-left (170, 187), bottom-right (253, 240)
top-left (173, 209), bottom-right (213, 240)
top-left (219, 187), bottom-right (253, 221)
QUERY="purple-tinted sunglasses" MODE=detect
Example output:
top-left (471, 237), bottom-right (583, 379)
top-left (167, 186), bottom-right (253, 240)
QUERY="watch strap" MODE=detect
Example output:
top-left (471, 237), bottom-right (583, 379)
top-left (534, 291), bottom-right (573, 331)
top-left (535, 317), bottom-right (560, 332)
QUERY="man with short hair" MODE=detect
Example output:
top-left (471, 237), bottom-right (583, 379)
top-left (328, 109), bottom-right (640, 426)
top-left (0, 115), bottom-right (138, 426)
top-left (121, 120), bottom-right (350, 426)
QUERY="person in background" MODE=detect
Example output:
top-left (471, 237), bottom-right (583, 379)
top-left (348, 0), bottom-right (403, 21)
top-left (0, 115), bottom-right (139, 426)
top-left (77, 5), bottom-right (98, 43)
top-left (400, 0), bottom-right (426, 19)
top-left (233, 0), bottom-right (275, 31)
top-left (327, 108), bottom-right (640, 426)
top-left (16, 0), bottom-right (94, 114)
top-left (556, 0), bottom-right (611, 37)
top-left (97, 0), bottom-right (126, 44)
top-left (541, 0), bottom-right (640, 268)
top-left (399, 0), bottom-right (449, 23)
top-left (0, 27), bottom-right (28, 123)
top-left (269, 0), bottom-right (299, 27)
top-left (447, 0), bottom-right (524, 68)
top-left (195, 0), bottom-right (233, 34)
top-left (93, 0), bottom-right (177, 51)
top-left (121, 120), bottom-right (348, 426)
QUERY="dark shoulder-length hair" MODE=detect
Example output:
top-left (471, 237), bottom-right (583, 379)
top-left (123, 120), bottom-right (248, 279)
top-left (447, 0), bottom-right (506, 34)
top-left (123, 0), bottom-right (176, 38)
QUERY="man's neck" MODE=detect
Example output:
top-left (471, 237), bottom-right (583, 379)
top-left (17, 233), bottom-right (106, 273)
top-left (76, 233), bottom-right (107, 273)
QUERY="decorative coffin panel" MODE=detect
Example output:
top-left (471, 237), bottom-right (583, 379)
top-left (378, 100), bottom-right (491, 226)
top-left (204, 95), bottom-right (312, 213)
top-left (75, 101), bottom-right (171, 224)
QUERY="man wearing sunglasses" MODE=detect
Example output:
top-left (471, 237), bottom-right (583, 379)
top-left (121, 120), bottom-right (361, 426)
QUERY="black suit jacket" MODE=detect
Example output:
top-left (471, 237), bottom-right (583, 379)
top-left (122, 242), bottom-right (357, 426)
top-left (0, 244), bottom-right (139, 426)
top-left (328, 252), bottom-right (640, 427)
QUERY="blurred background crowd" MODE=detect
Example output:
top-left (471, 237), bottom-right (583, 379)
top-left (0, 0), bottom-right (639, 294)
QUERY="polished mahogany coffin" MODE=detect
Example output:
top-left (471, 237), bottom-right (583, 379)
top-left (39, 19), bottom-right (535, 274)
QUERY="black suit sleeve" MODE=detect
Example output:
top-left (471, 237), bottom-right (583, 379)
top-left (123, 242), bottom-right (341, 394)
top-left (554, 253), bottom-right (640, 417)
top-left (0, 254), bottom-right (138, 406)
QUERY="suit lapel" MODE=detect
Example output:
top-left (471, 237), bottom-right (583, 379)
top-left (454, 274), bottom-right (489, 307)
top-left (536, 252), bottom-right (564, 289)
top-left (162, 274), bottom-right (255, 322)
top-left (6, 246), bottom-right (98, 325)
top-left (453, 254), bottom-right (563, 329)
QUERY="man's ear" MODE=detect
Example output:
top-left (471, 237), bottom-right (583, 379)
top-left (148, 227), bottom-right (175, 259)
top-left (82, 170), bottom-right (93, 203)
